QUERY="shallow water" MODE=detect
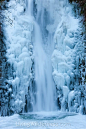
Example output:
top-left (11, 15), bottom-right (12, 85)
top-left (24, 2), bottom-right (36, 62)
top-left (19, 111), bottom-right (77, 120)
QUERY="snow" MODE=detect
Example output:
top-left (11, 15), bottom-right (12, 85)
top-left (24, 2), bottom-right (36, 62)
top-left (0, 113), bottom-right (86, 129)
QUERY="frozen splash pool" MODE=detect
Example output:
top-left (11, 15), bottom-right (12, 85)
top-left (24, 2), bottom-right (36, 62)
top-left (19, 111), bottom-right (77, 120)
top-left (0, 112), bottom-right (86, 129)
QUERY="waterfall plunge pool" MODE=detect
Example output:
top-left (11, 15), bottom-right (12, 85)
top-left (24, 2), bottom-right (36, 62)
top-left (19, 111), bottom-right (77, 120)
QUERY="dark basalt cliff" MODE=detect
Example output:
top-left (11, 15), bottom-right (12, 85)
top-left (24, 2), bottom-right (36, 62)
top-left (69, 0), bottom-right (86, 23)
top-left (0, 0), bottom-right (14, 116)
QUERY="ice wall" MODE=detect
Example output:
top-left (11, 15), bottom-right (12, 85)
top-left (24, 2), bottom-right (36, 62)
top-left (50, 0), bottom-right (86, 113)
top-left (48, 1), bottom-right (79, 111)
top-left (2, 0), bottom-right (34, 114)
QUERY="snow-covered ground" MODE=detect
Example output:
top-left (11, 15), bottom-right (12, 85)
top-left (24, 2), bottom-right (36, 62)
top-left (0, 112), bottom-right (86, 129)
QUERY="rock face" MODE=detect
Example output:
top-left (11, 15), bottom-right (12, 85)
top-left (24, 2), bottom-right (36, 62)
top-left (0, 0), bottom-right (15, 116)
top-left (70, 0), bottom-right (86, 114)
top-left (69, 0), bottom-right (86, 22)
top-left (0, 0), bottom-right (86, 116)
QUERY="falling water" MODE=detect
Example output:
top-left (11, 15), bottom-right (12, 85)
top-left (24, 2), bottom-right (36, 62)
top-left (34, 23), bottom-right (56, 111)
top-left (25, 0), bottom-right (33, 15)
top-left (26, 0), bottom-right (56, 112)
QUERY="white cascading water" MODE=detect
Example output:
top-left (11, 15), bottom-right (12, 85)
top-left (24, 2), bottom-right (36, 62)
top-left (2, 0), bottom-right (83, 118)
top-left (26, 0), bottom-right (56, 111)
top-left (34, 23), bottom-right (56, 111)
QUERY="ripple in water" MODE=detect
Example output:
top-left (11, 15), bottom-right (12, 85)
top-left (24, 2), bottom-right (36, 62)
top-left (19, 111), bottom-right (77, 120)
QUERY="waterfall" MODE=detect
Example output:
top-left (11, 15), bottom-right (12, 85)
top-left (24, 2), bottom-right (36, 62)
top-left (2, 0), bottom-right (85, 116)
top-left (34, 23), bottom-right (56, 111)
top-left (26, 0), bottom-right (33, 15)
top-left (26, 0), bottom-right (56, 111)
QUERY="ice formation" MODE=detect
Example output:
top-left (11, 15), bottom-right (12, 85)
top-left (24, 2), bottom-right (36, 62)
top-left (0, 0), bottom-right (86, 116)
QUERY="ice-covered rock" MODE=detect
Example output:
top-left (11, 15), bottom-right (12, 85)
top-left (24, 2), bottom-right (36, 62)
top-left (3, 0), bottom-right (34, 113)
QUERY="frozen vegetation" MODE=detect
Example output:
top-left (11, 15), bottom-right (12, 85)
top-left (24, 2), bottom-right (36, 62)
top-left (0, 0), bottom-right (86, 117)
